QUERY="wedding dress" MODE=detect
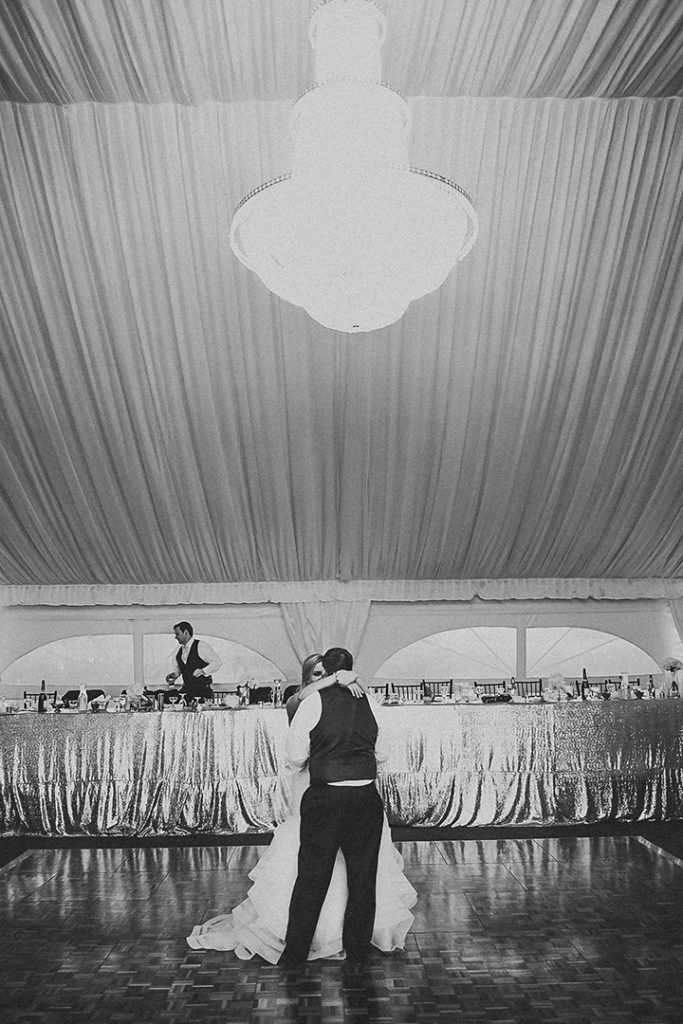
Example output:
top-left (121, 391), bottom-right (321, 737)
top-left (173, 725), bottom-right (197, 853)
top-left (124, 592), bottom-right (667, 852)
top-left (187, 769), bottom-right (416, 963)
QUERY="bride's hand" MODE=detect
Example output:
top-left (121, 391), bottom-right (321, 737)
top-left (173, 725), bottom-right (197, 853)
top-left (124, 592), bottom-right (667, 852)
top-left (334, 670), bottom-right (358, 688)
top-left (334, 670), bottom-right (364, 698)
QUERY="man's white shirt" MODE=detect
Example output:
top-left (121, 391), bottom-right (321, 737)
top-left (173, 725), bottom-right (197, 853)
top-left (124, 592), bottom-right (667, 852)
top-left (175, 638), bottom-right (222, 675)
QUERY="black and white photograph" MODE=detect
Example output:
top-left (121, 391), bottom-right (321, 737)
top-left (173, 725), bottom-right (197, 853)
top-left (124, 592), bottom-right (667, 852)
top-left (0, 2), bottom-right (682, 1022)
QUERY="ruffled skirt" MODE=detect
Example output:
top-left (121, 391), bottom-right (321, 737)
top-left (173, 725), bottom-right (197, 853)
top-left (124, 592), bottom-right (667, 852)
top-left (187, 813), bottom-right (416, 963)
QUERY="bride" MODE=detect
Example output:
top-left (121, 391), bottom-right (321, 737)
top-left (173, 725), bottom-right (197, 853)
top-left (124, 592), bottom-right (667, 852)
top-left (187, 654), bottom-right (416, 963)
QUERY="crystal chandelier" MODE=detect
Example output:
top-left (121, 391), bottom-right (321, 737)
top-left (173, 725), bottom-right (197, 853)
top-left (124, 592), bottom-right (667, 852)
top-left (230, 0), bottom-right (477, 333)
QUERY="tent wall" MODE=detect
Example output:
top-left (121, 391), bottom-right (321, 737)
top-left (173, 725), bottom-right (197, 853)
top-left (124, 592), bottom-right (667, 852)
top-left (1, 597), bottom-right (680, 690)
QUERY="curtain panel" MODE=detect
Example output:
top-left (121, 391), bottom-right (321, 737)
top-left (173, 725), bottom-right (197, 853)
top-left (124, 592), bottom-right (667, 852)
top-left (669, 600), bottom-right (683, 646)
top-left (280, 601), bottom-right (371, 663)
top-left (1, 96), bottom-right (681, 588)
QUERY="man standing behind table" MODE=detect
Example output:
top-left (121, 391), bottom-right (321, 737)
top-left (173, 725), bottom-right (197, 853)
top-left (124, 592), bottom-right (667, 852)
top-left (165, 621), bottom-right (222, 703)
top-left (280, 647), bottom-right (388, 965)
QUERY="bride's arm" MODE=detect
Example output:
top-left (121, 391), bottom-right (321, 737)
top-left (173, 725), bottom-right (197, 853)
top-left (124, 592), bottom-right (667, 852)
top-left (285, 669), bottom-right (363, 723)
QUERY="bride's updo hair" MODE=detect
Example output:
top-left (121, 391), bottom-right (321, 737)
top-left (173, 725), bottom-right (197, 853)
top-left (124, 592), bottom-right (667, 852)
top-left (301, 653), bottom-right (324, 687)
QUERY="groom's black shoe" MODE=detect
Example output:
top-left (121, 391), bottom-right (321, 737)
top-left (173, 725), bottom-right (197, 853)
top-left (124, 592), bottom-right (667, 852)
top-left (342, 947), bottom-right (371, 972)
top-left (279, 952), bottom-right (305, 965)
top-left (342, 958), bottom-right (370, 981)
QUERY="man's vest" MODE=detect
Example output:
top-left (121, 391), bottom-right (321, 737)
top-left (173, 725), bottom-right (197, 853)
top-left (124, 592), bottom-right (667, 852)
top-left (175, 638), bottom-right (213, 697)
top-left (308, 687), bottom-right (378, 784)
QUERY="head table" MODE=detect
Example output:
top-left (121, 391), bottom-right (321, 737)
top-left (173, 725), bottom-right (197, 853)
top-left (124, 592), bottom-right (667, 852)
top-left (1, 701), bottom-right (682, 836)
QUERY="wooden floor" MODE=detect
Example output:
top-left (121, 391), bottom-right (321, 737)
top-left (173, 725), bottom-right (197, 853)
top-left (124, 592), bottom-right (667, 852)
top-left (2, 829), bottom-right (683, 1023)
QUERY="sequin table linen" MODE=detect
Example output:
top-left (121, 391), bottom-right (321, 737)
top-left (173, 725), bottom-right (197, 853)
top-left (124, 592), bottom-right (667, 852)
top-left (1, 702), bottom-right (682, 836)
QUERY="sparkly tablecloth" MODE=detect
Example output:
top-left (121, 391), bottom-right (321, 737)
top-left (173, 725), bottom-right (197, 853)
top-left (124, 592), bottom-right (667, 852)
top-left (1, 702), bottom-right (682, 836)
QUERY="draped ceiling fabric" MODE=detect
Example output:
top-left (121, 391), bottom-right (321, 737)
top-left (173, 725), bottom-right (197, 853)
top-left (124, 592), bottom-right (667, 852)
top-left (0, 3), bottom-right (682, 631)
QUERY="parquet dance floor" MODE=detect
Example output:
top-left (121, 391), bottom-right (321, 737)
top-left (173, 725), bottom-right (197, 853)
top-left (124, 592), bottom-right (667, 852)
top-left (2, 833), bottom-right (683, 1023)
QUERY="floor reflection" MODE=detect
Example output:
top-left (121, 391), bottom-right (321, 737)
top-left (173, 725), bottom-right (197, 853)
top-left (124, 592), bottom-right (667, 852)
top-left (1, 834), bottom-right (682, 1023)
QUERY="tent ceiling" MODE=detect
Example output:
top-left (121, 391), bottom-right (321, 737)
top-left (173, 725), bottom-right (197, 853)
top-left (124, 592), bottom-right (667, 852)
top-left (1, 0), bottom-right (681, 103)
top-left (0, 0), bottom-right (681, 588)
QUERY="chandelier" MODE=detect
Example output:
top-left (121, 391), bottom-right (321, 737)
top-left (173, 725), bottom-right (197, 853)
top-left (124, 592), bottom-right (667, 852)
top-left (230, 0), bottom-right (477, 333)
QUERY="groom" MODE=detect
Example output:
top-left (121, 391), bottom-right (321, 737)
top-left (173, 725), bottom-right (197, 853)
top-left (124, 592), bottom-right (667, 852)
top-left (280, 647), bottom-right (387, 964)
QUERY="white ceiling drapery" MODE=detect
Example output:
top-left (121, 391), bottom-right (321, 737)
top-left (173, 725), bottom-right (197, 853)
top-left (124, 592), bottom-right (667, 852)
top-left (0, 1), bottom-right (681, 598)
top-left (0, 1), bottom-right (680, 104)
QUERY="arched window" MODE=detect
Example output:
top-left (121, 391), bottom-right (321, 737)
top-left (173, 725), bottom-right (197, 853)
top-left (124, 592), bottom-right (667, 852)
top-left (526, 627), bottom-right (660, 678)
top-left (1, 633), bottom-right (285, 701)
top-left (1, 635), bottom-right (133, 699)
top-left (375, 626), bottom-right (661, 685)
top-left (143, 634), bottom-right (283, 688)
top-left (375, 627), bottom-right (516, 680)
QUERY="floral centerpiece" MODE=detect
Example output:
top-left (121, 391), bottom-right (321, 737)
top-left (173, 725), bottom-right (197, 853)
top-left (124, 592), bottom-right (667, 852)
top-left (545, 673), bottom-right (571, 701)
top-left (663, 658), bottom-right (682, 697)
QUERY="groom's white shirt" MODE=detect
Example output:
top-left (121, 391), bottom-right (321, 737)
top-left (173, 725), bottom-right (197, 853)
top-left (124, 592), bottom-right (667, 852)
top-left (285, 691), bottom-right (389, 786)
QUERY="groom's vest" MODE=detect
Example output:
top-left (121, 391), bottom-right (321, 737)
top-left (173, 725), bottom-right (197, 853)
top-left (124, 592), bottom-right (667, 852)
top-left (308, 687), bottom-right (378, 784)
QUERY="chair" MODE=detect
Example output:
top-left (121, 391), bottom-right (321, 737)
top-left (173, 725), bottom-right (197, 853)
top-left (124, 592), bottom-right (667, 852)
top-left (145, 687), bottom-right (180, 706)
top-left (584, 678), bottom-right (622, 700)
top-left (474, 682), bottom-right (502, 697)
top-left (59, 688), bottom-right (105, 707)
top-left (206, 688), bottom-right (239, 707)
top-left (391, 683), bottom-right (422, 702)
top-left (514, 678), bottom-right (543, 698)
top-left (422, 679), bottom-right (453, 699)
top-left (249, 684), bottom-right (274, 705)
top-left (24, 689), bottom-right (57, 708)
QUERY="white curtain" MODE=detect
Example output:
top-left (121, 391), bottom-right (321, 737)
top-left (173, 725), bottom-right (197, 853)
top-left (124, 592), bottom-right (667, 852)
top-left (280, 601), bottom-right (371, 664)
top-left (670, 600), bottom-right (683, 646)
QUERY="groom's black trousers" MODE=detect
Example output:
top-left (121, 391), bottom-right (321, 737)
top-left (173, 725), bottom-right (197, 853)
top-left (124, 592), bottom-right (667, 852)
top-left (282, 781), bottom-right (384, 962)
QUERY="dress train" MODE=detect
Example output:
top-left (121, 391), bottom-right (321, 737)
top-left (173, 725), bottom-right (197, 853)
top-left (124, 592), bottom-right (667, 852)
top-left (187, 772), bottom-right (416, 963)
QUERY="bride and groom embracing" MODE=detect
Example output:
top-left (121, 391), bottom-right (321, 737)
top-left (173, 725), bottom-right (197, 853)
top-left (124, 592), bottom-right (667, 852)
top-left (187, 647), bottom-right (416, 963)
